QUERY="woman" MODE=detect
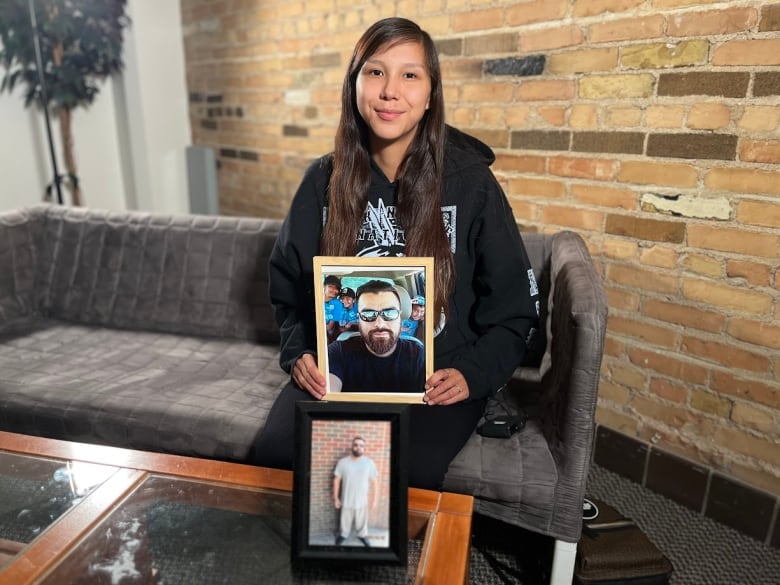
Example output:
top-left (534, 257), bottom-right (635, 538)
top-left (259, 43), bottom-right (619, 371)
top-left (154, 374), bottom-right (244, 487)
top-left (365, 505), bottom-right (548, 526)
top-left (253, 17), bottom-right (539, 489)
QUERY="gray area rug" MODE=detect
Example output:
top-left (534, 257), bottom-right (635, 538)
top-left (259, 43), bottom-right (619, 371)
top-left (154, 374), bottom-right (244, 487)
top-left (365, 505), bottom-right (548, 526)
top-left (0, 475), bottom-right (78, 543)
top-left (585, 464), bottom-right (780, 585)
top-left (468, 463), bottom-right (780, 584)
top-left (143, 502), bottom-right (422, 584)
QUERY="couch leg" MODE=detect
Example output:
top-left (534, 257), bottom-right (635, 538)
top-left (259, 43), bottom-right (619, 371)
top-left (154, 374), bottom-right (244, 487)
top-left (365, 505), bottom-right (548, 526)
top-left (549, 539), bottom-right (577, 585)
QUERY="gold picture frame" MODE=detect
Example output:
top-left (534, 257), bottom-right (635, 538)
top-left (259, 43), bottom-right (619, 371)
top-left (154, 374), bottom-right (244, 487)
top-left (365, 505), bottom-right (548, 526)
top-left (313, 256), bottom-right (433, 403)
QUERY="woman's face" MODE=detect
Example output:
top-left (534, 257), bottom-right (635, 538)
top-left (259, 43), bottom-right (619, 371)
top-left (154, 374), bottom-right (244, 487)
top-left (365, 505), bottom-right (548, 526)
top-left (356, 41), bottom-right (431, 154)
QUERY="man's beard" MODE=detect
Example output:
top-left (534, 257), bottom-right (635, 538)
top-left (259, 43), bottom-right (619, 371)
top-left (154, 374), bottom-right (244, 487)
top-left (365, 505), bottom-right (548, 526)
top-left (364, 328), bottom-right (398, 355)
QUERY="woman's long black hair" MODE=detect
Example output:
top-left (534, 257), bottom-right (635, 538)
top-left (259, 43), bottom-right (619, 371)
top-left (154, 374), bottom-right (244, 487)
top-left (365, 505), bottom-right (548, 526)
top-left (321, 17), bottom-right (455, 317)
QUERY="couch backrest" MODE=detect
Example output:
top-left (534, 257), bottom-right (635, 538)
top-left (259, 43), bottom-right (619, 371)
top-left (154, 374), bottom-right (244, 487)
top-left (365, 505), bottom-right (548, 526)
top-left (1, 205), bottom-right (560, 356)
top-left (27, 205), bottom-right (282, 341)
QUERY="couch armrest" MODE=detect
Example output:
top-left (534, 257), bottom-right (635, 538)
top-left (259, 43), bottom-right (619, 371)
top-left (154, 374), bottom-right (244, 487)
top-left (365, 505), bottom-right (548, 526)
top-left (541, 230), bottom-right (607, 537)
top-left (0, 207), bottom-right (45, 332)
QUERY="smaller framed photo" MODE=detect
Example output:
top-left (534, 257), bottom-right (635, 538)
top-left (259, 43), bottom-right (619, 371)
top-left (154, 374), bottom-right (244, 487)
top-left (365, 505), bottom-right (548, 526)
top-left (313, 256), bottom-right (433, 403)
top-left (291, 401), bottom-right (409, 565)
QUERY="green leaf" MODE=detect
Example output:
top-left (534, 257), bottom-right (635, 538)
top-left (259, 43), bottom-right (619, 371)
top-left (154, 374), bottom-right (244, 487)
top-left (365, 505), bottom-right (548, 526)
top-left (0, 0), bottom-right (129, 111)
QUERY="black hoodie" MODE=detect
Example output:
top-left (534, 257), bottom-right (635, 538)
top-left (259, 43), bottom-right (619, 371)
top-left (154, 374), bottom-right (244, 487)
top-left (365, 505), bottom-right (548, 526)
top-left (269, 126), bottom-right (540, 399)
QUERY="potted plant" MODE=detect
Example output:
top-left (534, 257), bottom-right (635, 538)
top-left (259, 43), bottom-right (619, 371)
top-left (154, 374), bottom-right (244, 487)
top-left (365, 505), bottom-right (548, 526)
top-left (0, 0), bottom-right (129, 205)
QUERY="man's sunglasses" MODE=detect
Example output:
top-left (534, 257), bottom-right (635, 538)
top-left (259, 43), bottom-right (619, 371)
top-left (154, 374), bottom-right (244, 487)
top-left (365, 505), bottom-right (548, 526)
top-left (358, 308), bottom-right (400, 322)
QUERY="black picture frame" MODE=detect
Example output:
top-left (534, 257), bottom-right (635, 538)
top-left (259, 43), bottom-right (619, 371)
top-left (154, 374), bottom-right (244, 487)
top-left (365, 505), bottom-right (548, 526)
top-left (291, 401), bottom-right (409, 565)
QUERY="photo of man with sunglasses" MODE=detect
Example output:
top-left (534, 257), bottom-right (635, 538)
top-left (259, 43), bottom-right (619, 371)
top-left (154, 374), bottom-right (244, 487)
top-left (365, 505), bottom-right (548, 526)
top-left (327, 279), bottom-right (425, 393)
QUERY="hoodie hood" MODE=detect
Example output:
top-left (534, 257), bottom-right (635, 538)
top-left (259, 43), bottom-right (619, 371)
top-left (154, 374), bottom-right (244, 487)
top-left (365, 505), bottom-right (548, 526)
top-left (444, 125), bottom-right (496, 177)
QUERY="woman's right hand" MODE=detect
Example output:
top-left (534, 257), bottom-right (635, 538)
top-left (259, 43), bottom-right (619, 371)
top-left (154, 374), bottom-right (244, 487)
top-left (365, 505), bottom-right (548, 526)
top-left (293, 353), bottom-right (327, 399)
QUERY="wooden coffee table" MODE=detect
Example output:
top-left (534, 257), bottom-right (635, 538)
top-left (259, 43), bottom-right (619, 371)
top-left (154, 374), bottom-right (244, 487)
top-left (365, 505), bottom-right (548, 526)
top-left (0, 431), bottom-right (472, 584)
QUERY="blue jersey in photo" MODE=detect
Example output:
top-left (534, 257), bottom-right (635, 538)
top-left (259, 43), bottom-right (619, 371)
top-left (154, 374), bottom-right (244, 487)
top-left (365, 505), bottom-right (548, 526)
top-left (401, 318), bottom-right (419, 337)
top-left (325, 298), bottom-right (344, 324)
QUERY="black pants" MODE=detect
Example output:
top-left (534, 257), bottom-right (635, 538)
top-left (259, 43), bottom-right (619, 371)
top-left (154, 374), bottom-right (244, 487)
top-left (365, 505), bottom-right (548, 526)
top-left (250, 380), bottom-right (485, 490)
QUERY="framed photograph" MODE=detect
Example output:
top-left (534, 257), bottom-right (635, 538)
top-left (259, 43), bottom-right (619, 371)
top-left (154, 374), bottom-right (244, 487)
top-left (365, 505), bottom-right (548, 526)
top-left (291, 401), bottom-right (409, 564)
top-left (313, 255), bottom-right (433, 403)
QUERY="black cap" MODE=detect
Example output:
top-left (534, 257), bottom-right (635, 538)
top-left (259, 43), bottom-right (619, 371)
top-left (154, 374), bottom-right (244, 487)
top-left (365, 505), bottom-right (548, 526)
top-left (339, 287), bottom-right (355, 298)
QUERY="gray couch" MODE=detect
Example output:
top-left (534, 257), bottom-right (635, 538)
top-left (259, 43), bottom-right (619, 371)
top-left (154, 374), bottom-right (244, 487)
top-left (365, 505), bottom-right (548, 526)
top-left (0, 204), bottom-right (607, 584)
top-left (0, 204), bottom-right (287, 460)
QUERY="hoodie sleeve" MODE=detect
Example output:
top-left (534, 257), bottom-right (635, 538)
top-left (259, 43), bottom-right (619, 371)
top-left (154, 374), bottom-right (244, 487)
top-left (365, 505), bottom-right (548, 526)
top-left (268, 158), bottom-right (329, 374)
top-left (443, 171), bottom-right (540, 400)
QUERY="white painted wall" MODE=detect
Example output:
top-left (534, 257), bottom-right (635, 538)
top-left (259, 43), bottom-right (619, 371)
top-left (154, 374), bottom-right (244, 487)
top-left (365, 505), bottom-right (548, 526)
top-left (118, 0), bottom-right (192, 214)
top-left (0, 0), bottom-right (191, 214)
top-left (0, 88), bottom-right (53, 209)
top-left (0, 79), bottom-right (126, 211)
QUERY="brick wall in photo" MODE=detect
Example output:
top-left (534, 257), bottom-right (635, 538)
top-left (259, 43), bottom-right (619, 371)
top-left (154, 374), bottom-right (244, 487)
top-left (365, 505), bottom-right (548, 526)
top-left (180, 1), bottom-right (780, 497)
top-left (309, 419), bottom-right (392, 537)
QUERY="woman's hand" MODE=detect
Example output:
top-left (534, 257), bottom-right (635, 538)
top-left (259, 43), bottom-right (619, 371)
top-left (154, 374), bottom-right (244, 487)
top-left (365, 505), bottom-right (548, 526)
top-left (424, 368), bottom-right (469, 405)
top-left (293, 353), bottom-right (326, 399)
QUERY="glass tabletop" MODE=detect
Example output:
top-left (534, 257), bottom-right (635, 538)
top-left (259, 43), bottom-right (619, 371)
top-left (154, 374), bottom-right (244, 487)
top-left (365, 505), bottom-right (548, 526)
top-left (0, 451), bottom-right (118, 568)
top-left (38, 474), bottom-right (430, 585)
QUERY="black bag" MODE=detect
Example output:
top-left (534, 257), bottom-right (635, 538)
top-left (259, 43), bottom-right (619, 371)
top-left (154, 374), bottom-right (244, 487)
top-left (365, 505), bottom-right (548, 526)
top-left (574, 498), bottom-right (673, 585)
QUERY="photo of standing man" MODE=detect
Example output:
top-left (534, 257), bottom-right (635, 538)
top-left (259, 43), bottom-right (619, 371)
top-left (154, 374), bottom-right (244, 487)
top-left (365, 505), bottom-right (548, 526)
top-left (333, 436), bottom-right (378, 547)
top-left (303, 417), bottom-right (395, 552)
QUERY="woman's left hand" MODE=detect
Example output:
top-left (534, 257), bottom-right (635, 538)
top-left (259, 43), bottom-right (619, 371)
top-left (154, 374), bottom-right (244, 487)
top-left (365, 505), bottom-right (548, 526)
top-left (424, 368), bottom-right (469, 405)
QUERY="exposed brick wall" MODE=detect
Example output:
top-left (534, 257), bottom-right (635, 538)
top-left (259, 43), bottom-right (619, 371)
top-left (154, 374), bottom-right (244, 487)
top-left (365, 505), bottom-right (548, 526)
top-left (181, 1), bottom-right (780, 496)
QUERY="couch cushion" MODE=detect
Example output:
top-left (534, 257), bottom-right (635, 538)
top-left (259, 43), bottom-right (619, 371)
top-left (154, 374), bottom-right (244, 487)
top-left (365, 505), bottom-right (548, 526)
top-left (444, 420), bottom-right (556, 500)
top-left (443, 393), bottom-right (558, 532)
top-left (0, 320), bottom-right (287, 460)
